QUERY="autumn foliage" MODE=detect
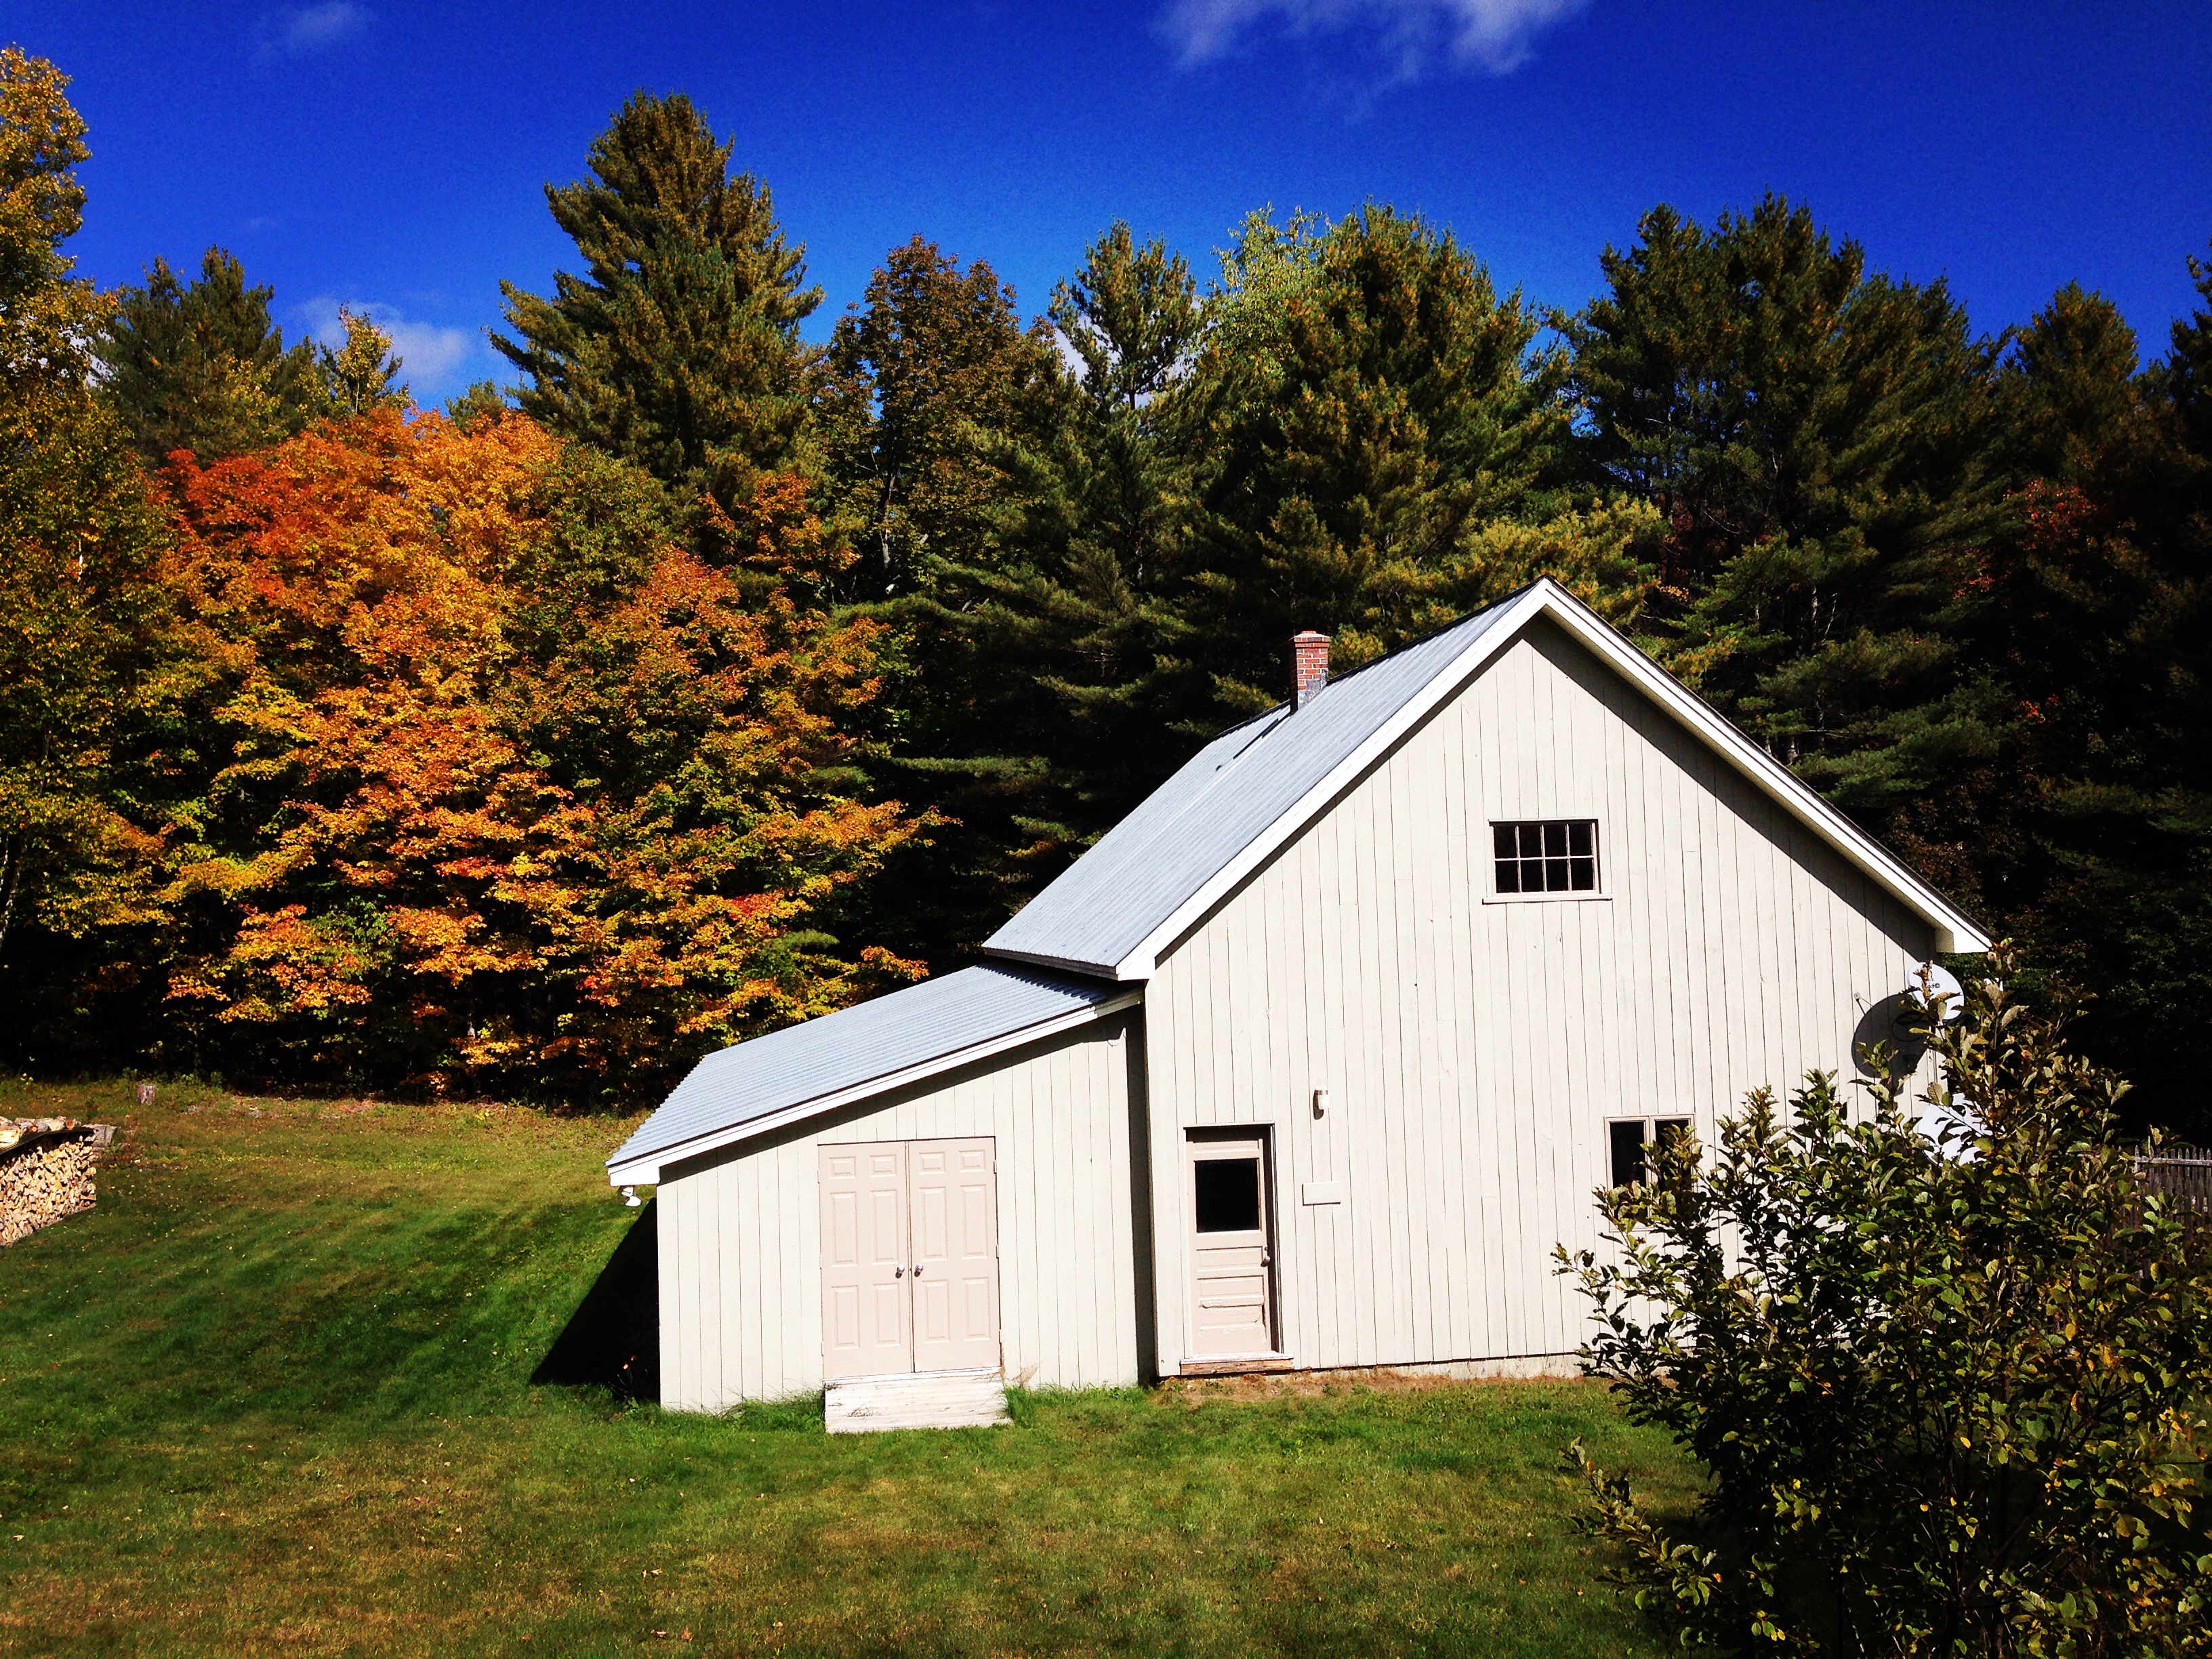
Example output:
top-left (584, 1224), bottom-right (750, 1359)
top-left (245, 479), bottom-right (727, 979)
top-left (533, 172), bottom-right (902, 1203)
top-left (140, 411), bottom-right (920, 1101)
top-left (8, 58), bottom-right (2212, 1127)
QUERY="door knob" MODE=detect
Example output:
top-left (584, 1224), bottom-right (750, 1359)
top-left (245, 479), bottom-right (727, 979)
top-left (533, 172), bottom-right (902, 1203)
top-left (894, 1265), bottom-right (905, 1277)
top-left (913, 1264), bottom-right (924, 1275)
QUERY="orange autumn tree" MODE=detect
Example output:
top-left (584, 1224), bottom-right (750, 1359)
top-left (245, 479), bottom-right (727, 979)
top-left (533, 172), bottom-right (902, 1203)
top-left (157, 408), bottom-right (920, 1103)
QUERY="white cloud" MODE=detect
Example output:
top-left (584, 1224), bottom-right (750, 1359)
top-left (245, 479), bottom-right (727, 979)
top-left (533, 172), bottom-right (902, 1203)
top-left (298, 296), bottom-right (485, 401)
top-left (1162, 0), bottom-right (1589, 78)
top-left (273, 2), bottom-right (372, 56)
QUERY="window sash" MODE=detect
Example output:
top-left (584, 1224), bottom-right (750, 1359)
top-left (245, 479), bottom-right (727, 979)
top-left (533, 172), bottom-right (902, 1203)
top-left (1492, 819), bottom-right (1599, 894)
top-left (1607, 1116), bottom-right (1694, 1189)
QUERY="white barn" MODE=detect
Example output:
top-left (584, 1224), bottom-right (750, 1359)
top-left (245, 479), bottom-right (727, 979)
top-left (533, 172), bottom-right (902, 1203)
top-left (605, 579), bottom-right (1989, 1413)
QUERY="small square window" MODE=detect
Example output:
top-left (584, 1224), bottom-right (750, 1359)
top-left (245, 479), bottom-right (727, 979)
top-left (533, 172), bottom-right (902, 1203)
top-left (1493, 819), bottom-right (1599, 895)
top-left (1194, 1157), bottom-right (1263, 1233)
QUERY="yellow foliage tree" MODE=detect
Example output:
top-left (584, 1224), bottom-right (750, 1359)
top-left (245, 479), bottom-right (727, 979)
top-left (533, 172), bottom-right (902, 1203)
top-left (157, 410), bottom-right (922, 1101)
top-left (0, 48), bottom-right (180, 977)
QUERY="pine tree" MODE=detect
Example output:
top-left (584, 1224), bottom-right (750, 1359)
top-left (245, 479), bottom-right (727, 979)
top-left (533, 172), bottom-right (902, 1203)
top-left (1980, 266), bottom-right (2212, 1134)
top-left (809, 237), bottom-right (1067, 964)
top-left (1987, 285), bottom-right (2170, 811)
top-left (872, 224), bottom-right (1215, 954)
top-left (1563, 197), bottom-right (2009, 833)
top-left (1176, 205), bottom-right (1583, 718)
top-left (492, 91), bottom-right (819, 509)
top-left (827, 216), bottom-right (1653, 969)
top-left (2122, 245), bottom-right (2212, 1130)
top-left (2168, 243), bottom-right (2212, 467)
top-left (960, 222), bottom-right (1210, 832)
top-left (828, 213), bottom-right (1654, 968)
top-left (98, 247), bottom-right (319, 463)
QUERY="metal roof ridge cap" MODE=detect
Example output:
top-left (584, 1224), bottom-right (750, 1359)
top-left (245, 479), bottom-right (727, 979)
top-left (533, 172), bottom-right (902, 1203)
top-left (1127, 703), bottom-right (1294, 829)
top-left (983, 710), bottom-right (1301, 960)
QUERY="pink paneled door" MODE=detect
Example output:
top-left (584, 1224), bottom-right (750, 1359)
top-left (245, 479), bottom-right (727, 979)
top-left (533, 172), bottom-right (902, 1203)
top-left (1187, 1132), bottom-right (1277, 1359)
top-left (819, 1138), bottom-right (1000, 1380)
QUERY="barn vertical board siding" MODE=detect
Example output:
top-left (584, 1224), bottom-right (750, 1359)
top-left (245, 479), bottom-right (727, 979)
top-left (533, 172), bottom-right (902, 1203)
top-left (651, 1011), bottom-right (1139, 1410)
top-left (661, 1164), bottom-right (703, 1412)
top-left (658, 1172), bottom-right (687, 1410)
top-left (1147, 618), bottom-right (1933, 1375)
top-left (1107, 1030), bottom-right (1146, 1386)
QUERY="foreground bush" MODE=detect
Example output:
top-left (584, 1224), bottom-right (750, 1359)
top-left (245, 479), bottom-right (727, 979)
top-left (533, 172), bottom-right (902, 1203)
top-left (1562, 954), bottom-right (2212, 1655)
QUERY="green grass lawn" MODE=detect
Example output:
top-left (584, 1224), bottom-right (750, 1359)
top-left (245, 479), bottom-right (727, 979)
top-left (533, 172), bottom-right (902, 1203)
top-left (0, 1077), bottom-right (1700, 1657)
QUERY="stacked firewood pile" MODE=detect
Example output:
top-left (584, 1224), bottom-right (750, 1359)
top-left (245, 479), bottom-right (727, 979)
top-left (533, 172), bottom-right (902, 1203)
top-left (0, 1118), bottom-right (117, 1246)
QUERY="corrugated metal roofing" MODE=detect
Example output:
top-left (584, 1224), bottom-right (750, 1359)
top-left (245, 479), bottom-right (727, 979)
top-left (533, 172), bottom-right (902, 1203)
top-left (606, 962), bottom-right (1130, 1174)
top-left (983, 593), bottom-right (1522, 976)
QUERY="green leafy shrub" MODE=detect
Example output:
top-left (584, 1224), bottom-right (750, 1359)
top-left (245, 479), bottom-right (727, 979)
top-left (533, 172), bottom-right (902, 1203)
top-left (1560, 953), bottom-right (2212, 1654)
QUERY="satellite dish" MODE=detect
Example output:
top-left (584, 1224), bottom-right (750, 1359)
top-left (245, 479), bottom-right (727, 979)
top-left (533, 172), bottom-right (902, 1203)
top-left (1910, 962), bottom-right (1964, 1025)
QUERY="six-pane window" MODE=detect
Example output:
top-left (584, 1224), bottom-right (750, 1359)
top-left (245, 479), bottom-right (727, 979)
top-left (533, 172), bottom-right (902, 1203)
top-left (1493, 819), bottom-right (1599, 894)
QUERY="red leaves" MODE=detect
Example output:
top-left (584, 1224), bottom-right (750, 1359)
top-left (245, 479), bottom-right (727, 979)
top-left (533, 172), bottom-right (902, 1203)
top-left (152, 411), bottom-right (918, 1101)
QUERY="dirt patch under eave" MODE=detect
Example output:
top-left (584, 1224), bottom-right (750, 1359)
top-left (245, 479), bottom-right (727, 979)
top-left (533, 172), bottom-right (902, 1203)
top-left (1158, 1366), bottom-right (1602, 1402)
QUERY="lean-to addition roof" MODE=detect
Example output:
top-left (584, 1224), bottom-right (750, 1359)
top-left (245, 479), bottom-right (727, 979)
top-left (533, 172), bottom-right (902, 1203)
top-left (605, 964), bottom-right (1137, 1185)
top-left (983, 577), bottom-right (1990, 981)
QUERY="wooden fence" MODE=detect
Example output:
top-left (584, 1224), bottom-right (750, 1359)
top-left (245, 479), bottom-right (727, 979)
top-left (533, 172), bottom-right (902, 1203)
top-left (2132, 1145), bottom-right (2212, 1214)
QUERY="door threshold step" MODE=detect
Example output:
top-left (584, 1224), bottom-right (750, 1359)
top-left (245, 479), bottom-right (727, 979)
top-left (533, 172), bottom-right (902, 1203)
top-left (1179, 1355), bottom-right (1296, 1377)
top-left (825, 1369), bottom-right (1010, 1433)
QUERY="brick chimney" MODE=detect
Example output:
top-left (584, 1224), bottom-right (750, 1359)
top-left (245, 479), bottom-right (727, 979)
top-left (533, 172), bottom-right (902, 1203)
top-left (1292, 630), bottom-right (1330, 710)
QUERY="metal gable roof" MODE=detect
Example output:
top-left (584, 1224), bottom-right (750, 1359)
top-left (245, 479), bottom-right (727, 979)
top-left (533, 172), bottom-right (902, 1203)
top-left (605, 962), bottom-right (1135, 1183)
top-left (983, 594), bottom-right (1525, 978)
top-left (607, 578), bottom-right (1989, 1186)
top-left (985, 577), bottom-right (1990, 979)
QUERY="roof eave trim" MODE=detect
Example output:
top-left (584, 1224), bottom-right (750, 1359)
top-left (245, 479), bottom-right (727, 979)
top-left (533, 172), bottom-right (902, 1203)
top-left (1532, 589), bottom-right (1992, 954)
top-left (1108, 579), bottom-right (1989, 977)
top-left (604, 987), bottom-right (1144, 1186)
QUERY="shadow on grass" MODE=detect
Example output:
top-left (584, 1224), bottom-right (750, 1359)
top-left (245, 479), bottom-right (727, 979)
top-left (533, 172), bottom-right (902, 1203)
top-left (532, 1200), bottom-right (659, 1403)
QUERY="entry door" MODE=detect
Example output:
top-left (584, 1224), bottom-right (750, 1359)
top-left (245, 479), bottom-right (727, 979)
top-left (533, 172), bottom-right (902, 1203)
top-left (820, 1138), bottom-right (1000, 1380)
top-left (909, 1139), bottom-right (1001, 1372)
top-left (821, 1143), bottom-right (914, 1380)
top-left (1188, 1134), bottom-right (1277, 1358)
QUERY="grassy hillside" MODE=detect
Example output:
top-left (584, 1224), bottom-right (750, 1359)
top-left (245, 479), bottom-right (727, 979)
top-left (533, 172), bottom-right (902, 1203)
top-left (0, 1078), bottom-right (1698, 1656)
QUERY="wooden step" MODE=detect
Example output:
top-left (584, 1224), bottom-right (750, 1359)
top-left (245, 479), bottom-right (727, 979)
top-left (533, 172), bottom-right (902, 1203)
top-left (824, 1369), bottom-right (1010, 1433)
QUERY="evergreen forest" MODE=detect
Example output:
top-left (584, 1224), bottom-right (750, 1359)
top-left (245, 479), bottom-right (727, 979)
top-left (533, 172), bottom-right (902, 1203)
top-left (5, 54), bottom-right (2209, 1132)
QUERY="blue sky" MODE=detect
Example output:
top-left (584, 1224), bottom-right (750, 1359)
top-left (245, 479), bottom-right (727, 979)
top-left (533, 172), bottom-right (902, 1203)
top-left (17, 1), bottom-right (2211, 401)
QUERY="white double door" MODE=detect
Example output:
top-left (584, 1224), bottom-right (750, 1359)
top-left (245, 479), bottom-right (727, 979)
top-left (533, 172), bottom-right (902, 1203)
top-left (819, 1138), bottom-right (1001, 1380)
